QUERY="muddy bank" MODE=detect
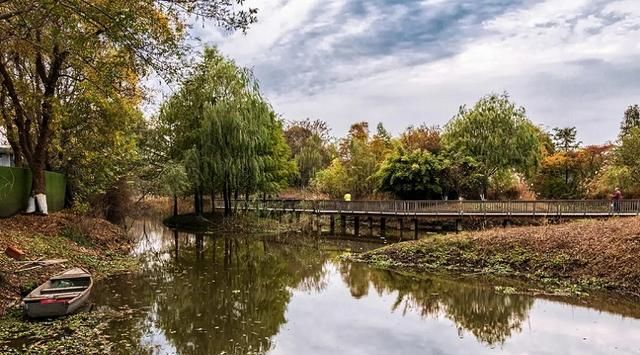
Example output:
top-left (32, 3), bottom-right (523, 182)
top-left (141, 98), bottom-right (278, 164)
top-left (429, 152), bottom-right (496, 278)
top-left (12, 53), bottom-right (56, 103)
top-left (0, 213), bottom-right (136, 315)
top-left (352, 217), bottom-right (640, 298)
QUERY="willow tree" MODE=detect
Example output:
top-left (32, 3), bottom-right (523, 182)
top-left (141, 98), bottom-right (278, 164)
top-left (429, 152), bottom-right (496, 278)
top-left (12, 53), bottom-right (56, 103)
top-left (442, 93), bottom-right (541, 198)
top-left (0, 0), bottom-right (256, 214)
top-left (193, 90), bottom-right (295, 215)
top-left (161, 48), bottom-right (295, 216)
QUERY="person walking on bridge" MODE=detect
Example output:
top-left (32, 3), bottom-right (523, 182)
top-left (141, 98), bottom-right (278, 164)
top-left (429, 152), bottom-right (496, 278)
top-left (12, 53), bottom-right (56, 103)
top-left (612, 187), bottom-right (622, 213)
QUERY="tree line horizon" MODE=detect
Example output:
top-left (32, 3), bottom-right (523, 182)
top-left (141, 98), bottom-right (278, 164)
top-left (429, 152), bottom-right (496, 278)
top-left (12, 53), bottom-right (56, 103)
top-left (281, 102), bottom-right (639, 202)
top-left (150, 47), bottom-right (640, 216)
top-left (2, 1), bottom-right (639, 220)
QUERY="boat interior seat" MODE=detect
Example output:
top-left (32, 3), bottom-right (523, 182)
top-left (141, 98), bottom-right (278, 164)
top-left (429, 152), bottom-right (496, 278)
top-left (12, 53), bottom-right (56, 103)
top-left (41, 286), bottom-right (88, 293)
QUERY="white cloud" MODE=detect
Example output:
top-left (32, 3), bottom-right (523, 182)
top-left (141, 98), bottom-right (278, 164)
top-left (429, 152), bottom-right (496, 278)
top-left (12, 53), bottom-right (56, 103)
top-left (177, 0), bottom-right (640, 144)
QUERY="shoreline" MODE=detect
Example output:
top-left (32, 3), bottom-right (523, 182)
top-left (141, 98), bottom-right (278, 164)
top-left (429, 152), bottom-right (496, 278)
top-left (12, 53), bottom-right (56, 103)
top-left (1, 211), bottom-right (639, 352)
top-left (0, 212), bottom-right (139, 353)
top-left (0, 213), bottom-right (137, 316)
top-left (350, 217), bottom-right (640, 300)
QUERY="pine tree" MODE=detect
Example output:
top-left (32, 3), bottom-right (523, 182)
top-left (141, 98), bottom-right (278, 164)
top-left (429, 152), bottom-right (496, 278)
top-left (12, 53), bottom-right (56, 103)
top-left (620, 105), bottom-right (640, 138)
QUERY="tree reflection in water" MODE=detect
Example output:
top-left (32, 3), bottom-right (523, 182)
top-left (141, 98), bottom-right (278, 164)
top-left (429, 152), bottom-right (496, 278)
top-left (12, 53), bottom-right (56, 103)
top-left (94, 229), bottom-right (332, 354)
top-left (95, 218), bottom-right (535, 354)
top-left (338, 262), bottom-right (533, 346)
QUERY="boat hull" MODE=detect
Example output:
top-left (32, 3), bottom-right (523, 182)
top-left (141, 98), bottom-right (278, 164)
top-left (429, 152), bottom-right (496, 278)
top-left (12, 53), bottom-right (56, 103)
top-left (24, 301), bottom-right (70, 318)
top-left (22, 268), bottom-right (93, 318)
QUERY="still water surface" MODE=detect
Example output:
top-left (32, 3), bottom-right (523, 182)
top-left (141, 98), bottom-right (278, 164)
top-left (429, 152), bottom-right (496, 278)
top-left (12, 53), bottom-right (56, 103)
top-left (93, 217), bottom-right (640, 354)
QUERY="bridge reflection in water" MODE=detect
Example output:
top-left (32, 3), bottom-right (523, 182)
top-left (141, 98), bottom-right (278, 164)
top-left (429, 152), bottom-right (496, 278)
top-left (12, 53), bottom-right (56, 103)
top-left (92, 218), bottom-right (640, 355)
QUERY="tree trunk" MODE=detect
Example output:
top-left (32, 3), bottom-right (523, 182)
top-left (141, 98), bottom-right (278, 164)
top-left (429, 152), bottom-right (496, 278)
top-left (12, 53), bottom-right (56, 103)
top-left (194, 188), bottom-right (201, 216)
top-left (27, 159), bottom-right (48, 214)
top-left (13, 152), bottom-right (23, 167)
top-left (0, 45), bottom-right (66, 216)
top-left (5, 138), bottom-right (23, 167)
top-left (223, 179), bottom-right (231, 216)
top-left (64, 179), bottom-right (74, 209)
top-left (233, 189), bottom-right (239, 214)
top-left (31, 163), bottom-right (46, 194)
top-left (211, 192), bottom-right (216, 214)
top-left (226, 184), bottom-right (232, 216)
top-left (173, 194), bottom-right (178, 217)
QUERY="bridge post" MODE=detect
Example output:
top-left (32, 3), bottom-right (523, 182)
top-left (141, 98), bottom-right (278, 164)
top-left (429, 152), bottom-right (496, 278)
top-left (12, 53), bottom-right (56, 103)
top-left (311, 213), bottom-right (321, 234)
top-left (354, 216), bottom-right (360, 237)
top-left (368, 217), bottom-right (373, 237)
top-left (310, 214), bottom-right (316, 232)
top-left (398, 218), bottom-right (404, 241)
top-left (329, 215), bottom-right (336, 235)
top-left (455, 219), bottom-right (462, 233)
top-left (340, 215), bottom-right (347, 235)
top-left (316, 214), bottom-right (322, 235)
top-left (413, 218), bottom-right (419, 240)
top-left (380, 217), bottom-right (386, 238)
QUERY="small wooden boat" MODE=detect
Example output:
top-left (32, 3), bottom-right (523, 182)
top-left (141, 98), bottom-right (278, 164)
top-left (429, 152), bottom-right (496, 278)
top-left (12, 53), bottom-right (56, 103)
top-left (22, 268), bottom-right (93, 318)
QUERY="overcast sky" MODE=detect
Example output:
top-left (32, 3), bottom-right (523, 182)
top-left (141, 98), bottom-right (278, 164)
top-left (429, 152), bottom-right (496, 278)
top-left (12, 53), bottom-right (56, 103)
top-left (180, 0), bottom-right (640, 144)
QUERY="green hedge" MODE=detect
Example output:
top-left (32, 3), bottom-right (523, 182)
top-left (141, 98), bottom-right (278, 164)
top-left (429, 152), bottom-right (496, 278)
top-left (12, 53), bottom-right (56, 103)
top-left (0, 167), bottom-right (66, 217)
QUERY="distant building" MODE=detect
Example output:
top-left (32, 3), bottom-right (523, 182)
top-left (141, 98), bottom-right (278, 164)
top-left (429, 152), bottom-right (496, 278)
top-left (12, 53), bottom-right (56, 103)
top-left (0, 145), bottom-right (15, 167)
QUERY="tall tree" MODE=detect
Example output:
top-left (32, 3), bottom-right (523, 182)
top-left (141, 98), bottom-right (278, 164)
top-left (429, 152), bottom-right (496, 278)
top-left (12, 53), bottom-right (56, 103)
top-left (374, 147), bottom-right (445, 200)
top-left (313, 121), bottom-right (383, 198)
top-left (374, 122), bottom-right (392, 143)
top-left (616, 127), bottom-right (640, 180)
top-left (159, 163), bottom-right (190, 217)
top-left (311, 158), bottom-right (350, 198)
top-left (0, 0), bottom-right (256, 214)
top-left (370, 122), bottom-right (393, 163)
top-left (400, 124), bottom-right (442, 153)
top-left (284, 119), bottom-right (333, 187)
top-left (552, 127), bottom-right (580, 152)
top-left (620, 104), bottom-right (640, 138)
top-left (442, 93), bottom-right (542, 198)
top-left (533, 145), bottom-right (610, 199)
top-left (158, 48), bottom-right (294, 216)
top-left (551, 126), bottom-right (580, 187)
top-left (341, 122), bottom-right (378, 197)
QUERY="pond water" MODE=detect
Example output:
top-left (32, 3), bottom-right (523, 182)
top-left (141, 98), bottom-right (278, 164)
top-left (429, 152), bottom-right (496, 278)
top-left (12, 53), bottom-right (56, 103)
top-left (93, 217), bottom-right (640, 355)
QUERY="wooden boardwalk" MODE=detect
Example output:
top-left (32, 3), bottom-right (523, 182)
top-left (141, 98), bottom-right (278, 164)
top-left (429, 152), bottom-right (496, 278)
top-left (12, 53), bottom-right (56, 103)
top-left (223, 199), bottom-right (640, 218)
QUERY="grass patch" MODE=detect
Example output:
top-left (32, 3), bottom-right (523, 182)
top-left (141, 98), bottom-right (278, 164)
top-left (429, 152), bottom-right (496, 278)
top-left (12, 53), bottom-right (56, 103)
top-left (59, 226), bottom-right (94, 248)
top-left (352, 217), bottom-right (640, 299)
top-left (0, 213), bottom-right (137, 315)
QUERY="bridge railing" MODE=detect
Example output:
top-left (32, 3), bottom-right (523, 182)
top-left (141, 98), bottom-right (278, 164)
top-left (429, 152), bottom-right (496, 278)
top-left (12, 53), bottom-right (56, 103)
top-left (222, 199), bottom-right (640, 215)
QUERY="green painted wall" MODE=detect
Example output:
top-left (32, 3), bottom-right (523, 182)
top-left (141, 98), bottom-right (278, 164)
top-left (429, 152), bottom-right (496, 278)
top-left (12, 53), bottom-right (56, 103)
top-left (44, 170), bottom-right (66, 213)
top-left (0, 167), bottom-right (66, 217)
top-left (0, 167), bottom-right (30, 217)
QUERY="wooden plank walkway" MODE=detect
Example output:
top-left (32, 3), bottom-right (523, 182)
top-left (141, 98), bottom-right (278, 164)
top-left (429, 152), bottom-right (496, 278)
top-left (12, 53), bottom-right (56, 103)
top-left (218, 199), bottom-right (640, 218)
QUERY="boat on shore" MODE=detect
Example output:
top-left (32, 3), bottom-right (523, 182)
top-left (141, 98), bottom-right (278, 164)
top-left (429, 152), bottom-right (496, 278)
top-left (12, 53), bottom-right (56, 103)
top-left (22, 268), bottom-right (93, 318)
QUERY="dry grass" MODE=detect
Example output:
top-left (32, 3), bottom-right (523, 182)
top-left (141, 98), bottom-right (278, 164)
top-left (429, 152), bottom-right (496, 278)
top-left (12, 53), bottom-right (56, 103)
top-left (357, 217), bottom-right (640, 297)
top-left (0, 213), bottom-right (134, 315)
top-left (132, 196), bottom-right (193, 217)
